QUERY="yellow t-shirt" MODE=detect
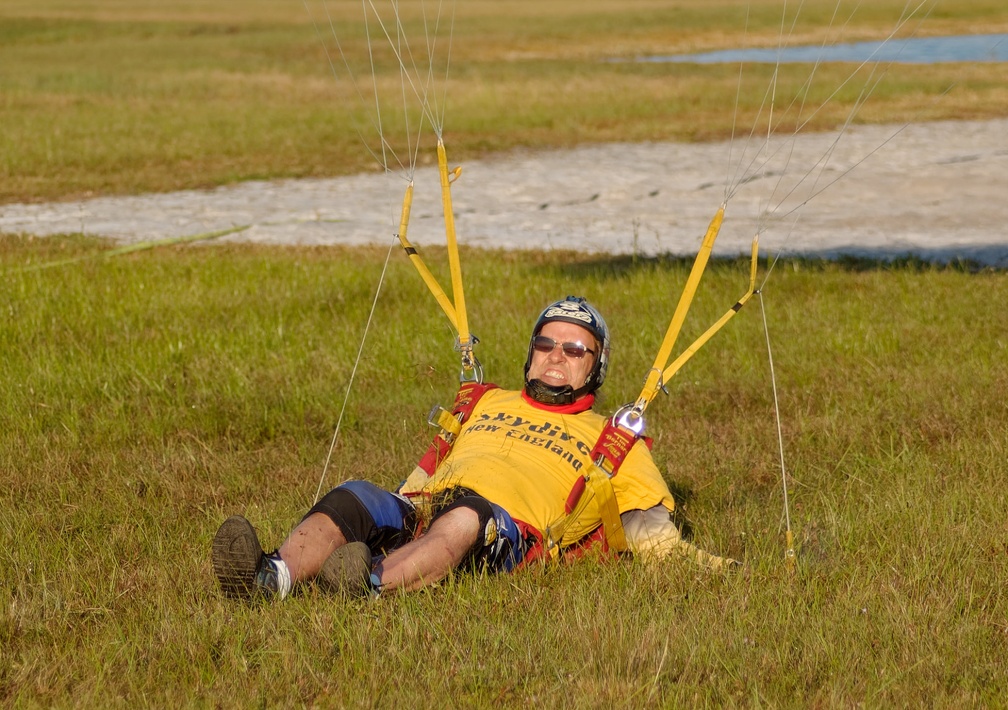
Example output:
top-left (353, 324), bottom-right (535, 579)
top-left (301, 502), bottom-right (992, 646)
top-left (409, 388), bottom-right (675, 540)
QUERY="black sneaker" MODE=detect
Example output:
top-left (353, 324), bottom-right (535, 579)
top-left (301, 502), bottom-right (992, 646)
top-left (212, 515), bottom-right (271, 600)
top-left (317, 542), bottom-right (374, 598)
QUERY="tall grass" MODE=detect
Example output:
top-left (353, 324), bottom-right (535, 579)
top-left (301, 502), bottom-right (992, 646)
top-left (2, 237), bottom-right (1006, 705)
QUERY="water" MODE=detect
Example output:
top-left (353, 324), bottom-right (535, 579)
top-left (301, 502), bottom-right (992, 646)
top-left (634, 33), bottom-right (1008, 65)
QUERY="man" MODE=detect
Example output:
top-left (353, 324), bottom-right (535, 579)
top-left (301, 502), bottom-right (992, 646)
top-left (212, 296), bottom-right (732, 601)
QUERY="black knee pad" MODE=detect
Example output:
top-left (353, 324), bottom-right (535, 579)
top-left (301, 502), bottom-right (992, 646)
top-left (307, 481), bottom-right (418, 554)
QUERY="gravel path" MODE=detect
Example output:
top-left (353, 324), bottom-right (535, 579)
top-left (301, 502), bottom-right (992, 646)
top-left (3, 118), bottom-right (1007, 265)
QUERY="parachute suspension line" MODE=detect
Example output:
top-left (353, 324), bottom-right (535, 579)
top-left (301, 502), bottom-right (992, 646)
top-left (384, 0), bottom-right (437, 167)
top-left (758, 292), bottom-right (795, 570)
top-left (303, 0), bottom-right (468, 503)
top-left (759, 0), bottom-right (954, 238)
top-left (313, 238), bottom-right (399, 505)
top-left (361, 1), bottom-right (401, 178)
top-left (725, 0), bottom-right (936, 207)
top-left (755, 0), bottom-right (835, 218)
top-left (415, 0), bottom-right (456, 135)
top-left (720, 0), bottom-right (936, 570)
top-left (436, 0), bottom-right (456, 133)
top-left (303, 1), bottom-right (411, 176)
top-left (364, 0), bottom-right (448, 139)
top-left (724, 0), bottom-right (794, 200)
top-left (724, 4), bottom-right (752, 204)
top-left (726, 0), bottom-right (829, 203)
top-left (340, 1), bottom-right (474, 380)
top-left (730, 1), bottom-right (941, 285)
top-left (764, 0), bottom-right (788, 157)
top-left (390, 3), bottom-right (417, 174)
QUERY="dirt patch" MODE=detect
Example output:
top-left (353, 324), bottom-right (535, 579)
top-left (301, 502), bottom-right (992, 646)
top-left (3, 118), bottom-right (1006, 266)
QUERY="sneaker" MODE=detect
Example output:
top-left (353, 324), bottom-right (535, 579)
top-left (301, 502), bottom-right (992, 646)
top-left (212, 515), bottom-right (273, 599)
top-left (317, 542), bottom-right (374, 598)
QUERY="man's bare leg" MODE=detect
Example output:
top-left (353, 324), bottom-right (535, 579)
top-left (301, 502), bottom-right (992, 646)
top-left (374, 506), bottom-right (480, 592)
top-left (278, 512), bottom-right (348, 583)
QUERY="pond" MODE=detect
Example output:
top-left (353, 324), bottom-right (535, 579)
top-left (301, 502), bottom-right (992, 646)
top-left (631, 33), bottom-right (1008, 65)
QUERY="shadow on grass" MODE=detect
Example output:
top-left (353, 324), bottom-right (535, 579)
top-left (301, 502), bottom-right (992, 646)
top-left (666, 480), bottom-right (696, 541)
top-left (524, 248), bottom-right (1007, 279)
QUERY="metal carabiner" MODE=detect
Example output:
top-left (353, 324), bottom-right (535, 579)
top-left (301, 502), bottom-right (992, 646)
top-left (456, 334), bottom-right (482, 383)
top-left (459, 356), bottom-right (484, 384)
top-left (612, 403), bottom-right (646, 436)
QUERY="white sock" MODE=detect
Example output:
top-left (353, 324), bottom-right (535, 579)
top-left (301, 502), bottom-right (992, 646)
top-left (271, 556), bottom-right (292, 599)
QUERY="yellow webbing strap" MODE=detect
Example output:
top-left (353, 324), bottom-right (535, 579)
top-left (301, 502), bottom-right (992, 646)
top-left (586, 465), bottom-right (628, 552)
top-left (432, 407), bottom-right (463, 438)
top-left (396, 181), bottom-right (459, 331)
top-left (437, 139), bottom-right (474, 355)
top-left (543, 231), bottom-right (760, 562)
top-left (545, 460), bottom-right (630, 556)
top-left (658, 234), bottom-right (760, 384)
top-left (636, 204), bottom-right (725, 412)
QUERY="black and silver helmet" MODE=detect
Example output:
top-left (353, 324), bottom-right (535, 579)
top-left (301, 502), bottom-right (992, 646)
top-left (523, 296), bottom-right (610, 405)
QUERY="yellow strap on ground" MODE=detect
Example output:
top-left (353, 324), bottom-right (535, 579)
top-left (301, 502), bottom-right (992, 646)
top-left (785, 529), bottom-right (796, 572)
top-left (396, 181), bottom-right (459, 330)
top-left (635, 204), bottom-right (725, 411)
top-left (437, 139), bottom-right (473, 353)
top-left (16, 224), bottom-right (252, 273)
top-left (659, 234), bottom-right (759, 384)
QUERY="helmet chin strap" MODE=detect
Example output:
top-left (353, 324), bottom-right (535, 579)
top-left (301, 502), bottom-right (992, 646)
top-left (524, 378), bottom-right (591, 405)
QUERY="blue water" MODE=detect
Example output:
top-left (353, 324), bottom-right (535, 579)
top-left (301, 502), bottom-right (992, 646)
top-left (635, 33), bottom-right (1008, 65)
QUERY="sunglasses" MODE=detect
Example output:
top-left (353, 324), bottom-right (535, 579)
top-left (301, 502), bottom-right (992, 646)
top-left (532, 335), bottom-right (595, 359)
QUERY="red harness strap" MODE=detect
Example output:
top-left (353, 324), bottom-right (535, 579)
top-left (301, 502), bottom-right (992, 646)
top-left (590, 420), bottom-right (650, 474)
top-left (563, 420), bottom-right (653, 511)
top-left (416, 381), bottom-right (498, 475)
top-left (554, 420), bottom-right (655, 556)
top-left (516, 519), bottom-right (611, 567)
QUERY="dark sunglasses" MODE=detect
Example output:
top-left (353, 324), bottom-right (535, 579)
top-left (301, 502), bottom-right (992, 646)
top-left (532, 335), bottom-right (595, 359)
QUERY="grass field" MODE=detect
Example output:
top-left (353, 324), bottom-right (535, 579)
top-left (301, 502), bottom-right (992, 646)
top-left (2, 239), bottom-right (1007, 705)
top-left (3, 0), bottom-right (1008, 706)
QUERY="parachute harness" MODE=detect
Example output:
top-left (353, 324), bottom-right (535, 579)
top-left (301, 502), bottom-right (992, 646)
top-left (543, 203), bottom-right (765, 559)
top-left (336, 131), bottom-right (790, 565)
top-left (312, 0), bottom-right (939, 569)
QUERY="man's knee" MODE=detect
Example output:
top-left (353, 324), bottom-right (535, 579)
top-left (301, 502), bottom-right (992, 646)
top-left (431, 494), bottom-right (493, 549)
top-left (429, 492), bottom-right (524, 571)
top-left (307, 480), bottom-right (418, 554)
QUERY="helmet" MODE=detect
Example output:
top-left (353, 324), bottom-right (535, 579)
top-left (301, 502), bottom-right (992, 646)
top-left (523, 296), bottom-right (610, 404)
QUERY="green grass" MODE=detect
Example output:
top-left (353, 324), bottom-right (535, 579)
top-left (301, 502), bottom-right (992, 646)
top-left (3, 0), bottom-right (1008, 704)
top-left (2, 0), bottom-right (1008, 203)
top-left (2, 238), bottom-right (1006, 705)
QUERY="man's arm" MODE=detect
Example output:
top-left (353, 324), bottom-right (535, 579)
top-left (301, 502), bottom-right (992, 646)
top-left (621, 506), bottom-right (739, 570)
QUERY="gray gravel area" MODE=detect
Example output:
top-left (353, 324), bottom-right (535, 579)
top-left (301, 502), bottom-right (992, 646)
top-left (3, 118), bottom-right (1006, 265)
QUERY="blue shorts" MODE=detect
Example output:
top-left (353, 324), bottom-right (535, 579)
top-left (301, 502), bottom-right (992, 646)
top-left (310, 481), bottom-right (527, 574)
top-left (307, 480), bottom-right (419, 555)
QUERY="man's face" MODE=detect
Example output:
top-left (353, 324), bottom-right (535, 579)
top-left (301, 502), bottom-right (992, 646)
top-left (526, 320), bottom-right (597, 391)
